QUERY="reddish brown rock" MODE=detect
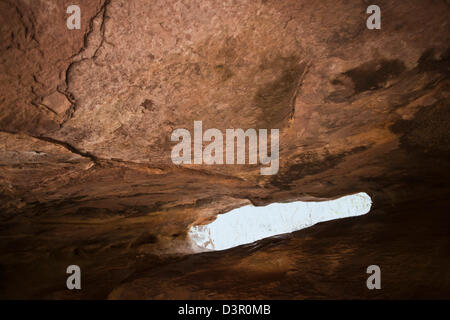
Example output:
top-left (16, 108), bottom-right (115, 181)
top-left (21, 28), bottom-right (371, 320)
top-left (0, 0), bottom-right (449, 299)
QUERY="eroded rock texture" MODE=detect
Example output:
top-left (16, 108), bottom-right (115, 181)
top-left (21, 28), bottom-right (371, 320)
top-left (0, 0), bottom-right (449, 299)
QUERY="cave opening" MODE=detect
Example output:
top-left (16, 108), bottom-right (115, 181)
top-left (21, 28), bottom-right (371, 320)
top-left (189, 192), bottom-right (372, 251)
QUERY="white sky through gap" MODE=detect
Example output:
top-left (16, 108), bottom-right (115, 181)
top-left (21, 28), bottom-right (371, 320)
top-left (189, 192), bottom-right (372, 251)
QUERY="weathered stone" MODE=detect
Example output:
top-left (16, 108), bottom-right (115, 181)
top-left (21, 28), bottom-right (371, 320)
top-left (0, 0), bottom-right (449, 299)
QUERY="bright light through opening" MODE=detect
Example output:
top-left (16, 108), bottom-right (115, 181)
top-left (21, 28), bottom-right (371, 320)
top-left (189, 192), bottom-right (372, 251)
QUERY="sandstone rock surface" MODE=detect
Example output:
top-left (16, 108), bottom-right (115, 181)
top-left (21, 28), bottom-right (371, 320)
top-left (0, 0), bottom-right (449, 299)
